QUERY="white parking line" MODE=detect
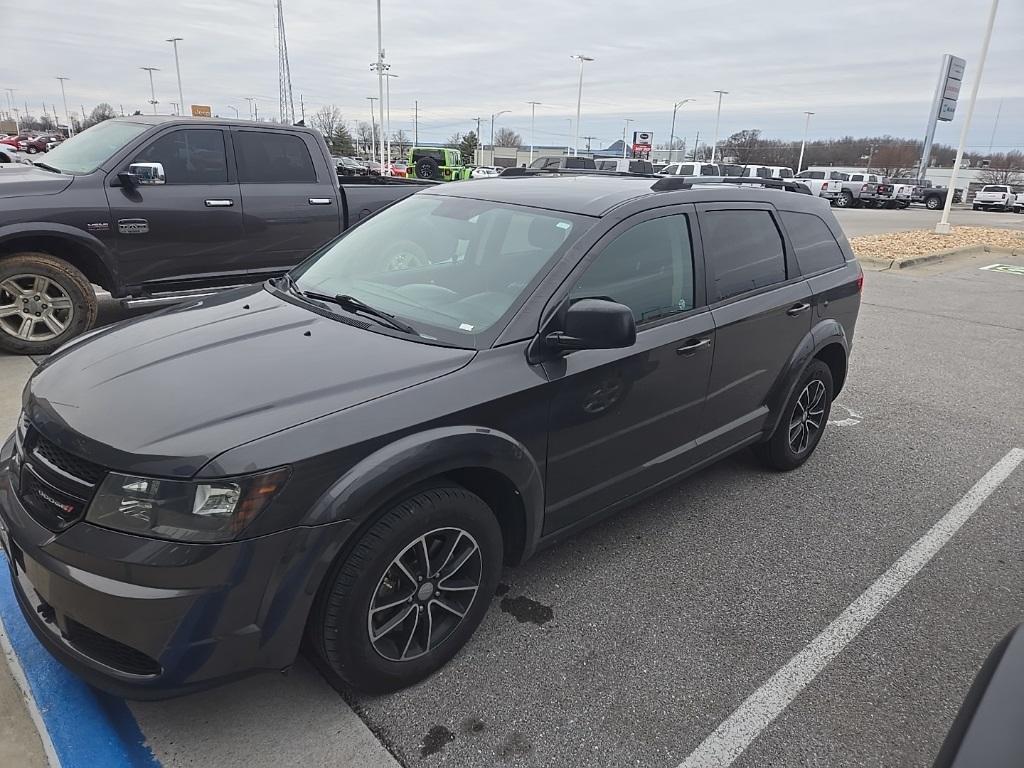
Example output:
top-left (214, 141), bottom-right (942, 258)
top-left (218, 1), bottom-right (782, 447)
top-left (677, 447), bottom-right (1024, 768)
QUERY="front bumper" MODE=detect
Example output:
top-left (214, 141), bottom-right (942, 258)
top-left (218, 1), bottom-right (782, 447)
top-left (0, 436), bottom-right (352, 699)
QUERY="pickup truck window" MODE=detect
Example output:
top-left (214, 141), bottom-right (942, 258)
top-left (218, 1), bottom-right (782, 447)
top-left (131, 129), bottom-right (228, 184)
top-left (850, 174), bottom-right (863, 182)
top-left (38, 119), bottom-right (149, 174)
top-left (292, 195), bottom-right (587, 344)
top-left (234, 131), bottom-right (316, 184)
top-left (981, 185), bottom-right (1009, 193)
top-left (797, 171), bottom-right (825, 179)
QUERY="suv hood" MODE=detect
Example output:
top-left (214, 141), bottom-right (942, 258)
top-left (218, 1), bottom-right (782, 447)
top-left (0, 163), bottom-right (74, 198)
top-left (26, 286), bottom-right (474, 477)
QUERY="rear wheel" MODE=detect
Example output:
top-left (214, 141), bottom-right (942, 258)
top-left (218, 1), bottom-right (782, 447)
top-left (754, 360), bottom-right (834, 471)
top-left (0, 253), bottom-right (97, 355)
top-left (835, 190), bottom-right (854, 208)
top-left (308, 485), bottom-right (503, 694)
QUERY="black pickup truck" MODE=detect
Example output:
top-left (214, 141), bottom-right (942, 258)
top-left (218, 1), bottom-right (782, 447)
top-left (0, 116), bottom-right (430, 354)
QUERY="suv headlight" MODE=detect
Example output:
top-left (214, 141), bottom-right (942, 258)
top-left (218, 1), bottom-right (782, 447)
top-left (86, 468), bottom-right (289, 542)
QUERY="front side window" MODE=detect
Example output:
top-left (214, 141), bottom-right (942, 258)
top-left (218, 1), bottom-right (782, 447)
top-left (778, 168), bottom-right (794, 178)
top-left (700, 164), bottom-right (719, 176)
top-left (234, 131), bottom-right (316, 183)
top-left (662, 164), bottom-right (679, 175)
top-left (780, 211), bottom-right (845, 275)
top-left (131, 129), bottom-right (228, 184)
top-left (293, 195), bottom-right (588, 345)
top-left (703, 209), bottom-right (786, 301)
top-left (679, 164), bottom-right (695, 175)
top-left (571, 214), bottom-right (695, 324)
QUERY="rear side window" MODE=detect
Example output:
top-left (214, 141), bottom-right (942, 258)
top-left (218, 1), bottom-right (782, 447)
top-left (234, 131), bottom-right (316, 183)
top-left (850, 174), bottom-right (863, 182)
top-left (131, 129), bottom-right (227, 184)
top-left (628, 160), bottom-right (653, 173)
top-left (700, 164), bottom-right (719, 176)
top-left (703, 210), bottom-right (786, 301)
top-left (679, 164), bottom-right (695, 175)
top-left (572, 214), bottom-right (695, 324)
top-left (780, 211), bottom-right (845, 275)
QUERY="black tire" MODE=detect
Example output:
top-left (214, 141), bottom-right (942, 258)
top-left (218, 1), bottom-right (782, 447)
top-left (0, 253), bottom-right (97, 355)
top-left (927, 196), bottom-right (942, 210)
top-left (754, 360), bottom-right (834, 471)
top-left (26, 146), bottom-right (38, 155)
top-left (898, 201), bottom-right (910, 209)
top-left (414, 157), bottom-right (440, 180)
top-left (834, 190), bottom-right (854, 208)
top-left (308, 484), bottom-right (503, 694)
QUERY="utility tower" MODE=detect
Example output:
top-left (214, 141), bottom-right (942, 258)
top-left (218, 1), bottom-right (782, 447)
top-left (276, 0), bottom-right (295, 124)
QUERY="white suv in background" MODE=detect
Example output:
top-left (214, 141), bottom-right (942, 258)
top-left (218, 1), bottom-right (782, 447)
top-left (595, 158), bottom-right (655, 174)
top-left (659, 161), bottom-right (721, 176)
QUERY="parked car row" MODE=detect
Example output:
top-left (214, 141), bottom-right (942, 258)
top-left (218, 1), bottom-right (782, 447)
top-left (972, 184), bottom-right (1023, 213)
top-left (0, 133), bottom-right (63, 154)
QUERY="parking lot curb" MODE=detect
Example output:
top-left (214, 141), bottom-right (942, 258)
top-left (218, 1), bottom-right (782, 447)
top-left (859, 244), bottom-right (1024, 271)
top-left (0, 555), bottom-right (161, 768)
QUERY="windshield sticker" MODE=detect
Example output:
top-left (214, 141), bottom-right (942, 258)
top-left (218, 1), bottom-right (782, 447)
top-left (459, 323), bottom-right (475, 331)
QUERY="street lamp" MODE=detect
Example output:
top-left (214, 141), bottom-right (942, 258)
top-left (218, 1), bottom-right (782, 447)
top-left (244, 97), bottom-right (256, 120)
top-left (622, 118), bottom-right (633, 158)
top-left (527, 101), bottom-right (541, 164)
top-left (571, 54), bottom-right (593, 156)
top-left (141, 67), bottom-right (160, 114)
top-left (490, 109), bottom-right (510, 163)
top-left (55, 77), bottom-right (73, 136)
top-left (227, 105), bottom-right (239, 118)
top-left (367, 96), bottom-right (378, 164)
top-left (797, 111), bottom-right (814, 173)
top-left (710, 89), bottom-right (728, 162)
top-left (669, 98), bottom-right (694, 162)
top-left (384, 72), bottom-right (398, 172)
top-left (166, 38), bottom-right (184, 116)
top-left (566, 118), bottom-right (572, 155)
top-left (374, 0), bottom-right (385, 171)
top-left (170, 102), bottom-right (179, 116)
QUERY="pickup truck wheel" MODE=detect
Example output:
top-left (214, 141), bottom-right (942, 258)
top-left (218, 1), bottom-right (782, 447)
top-left (924, 197), bottom-right (941, 210)
top-left (754, 360), bottom-right (833, 471)
top-left (0, 253), bottom-right (97, 355)
top-left (308, 484), bottom-right (502, 694)
top-left (835, 190), bottom-right (854, 208)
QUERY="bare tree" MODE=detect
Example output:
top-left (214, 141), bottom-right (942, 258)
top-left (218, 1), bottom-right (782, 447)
top-left (869, 143), bottom-right (919, 178)
top-left (391, 129), bottom-right (410, 157)
top-left (978, 151), bottom-right (1024, 186)
top-left (494, 127), bottom-right (522, 148)
top-left (310, 106), bottom-right (343, 144)
top-left (82, 103), bottom-right (117, 130)
top-left (355, 122), bottom-right (374, 158)
top-left (446, 132), bottom-right (463, 150)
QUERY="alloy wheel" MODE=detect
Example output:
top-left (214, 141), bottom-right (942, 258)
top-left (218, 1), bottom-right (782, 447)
top-left (0, 274), bottom-right (74, 342)
top-left (367, 527), bottom-right (482, 662)
top-left (788, 379), bottom-right (826, 454)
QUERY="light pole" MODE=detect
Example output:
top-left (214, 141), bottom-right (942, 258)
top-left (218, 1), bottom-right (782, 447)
top-left (244, 97), bottom-right (256, 120)
top-left (490, 109), bottom-right (510, 164)
top-left (227, 105), bottom-right (239, 118)
top-left (166, 38), bottom-right (184, 116)
top-left (937, 0), bottom-right (1000, 234)
top-left (3, 89), bottom-right (18, 135)
top-left (669, 98), bottom-right (694, 162)
top-left (141, 67), bottom-right (160, 114)
top-left (622, 118), bottom-right (633, 158)
top-left (571, 54), bottom-right (593, 156)
top-left (384, 72), bottom-right (398, 172)
top-left (710, 89), bottom-right (728, 162)
top-left (367, 96), bottom-right (378, 164)
top-left (527, 101), bottom-right (541, 164)
top-left (56, 76), bottom-right (73, 136)
top-left (170, 102), bottom-right (179, 116)
top-left (374, 0), bottom-right (385, 172)
top-left (566, 118), bottom-right (572, 155)
top-left (797, 111), bottom-right (814, 173)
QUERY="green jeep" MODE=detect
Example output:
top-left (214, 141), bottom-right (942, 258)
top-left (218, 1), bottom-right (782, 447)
top-left (406, 147), bottom-right (472, 181)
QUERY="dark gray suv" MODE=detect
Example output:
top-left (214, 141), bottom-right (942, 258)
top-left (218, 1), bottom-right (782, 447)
top-left (0, 173), bottom-right (861, 697)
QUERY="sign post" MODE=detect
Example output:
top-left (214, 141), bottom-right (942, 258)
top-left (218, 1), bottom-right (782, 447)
top-left (631, 130), bottom-right (653, 159)
top-left (918, 54), bottom-right (965, 179)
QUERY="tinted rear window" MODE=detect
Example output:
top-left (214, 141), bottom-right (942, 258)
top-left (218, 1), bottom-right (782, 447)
top-left (981, 185), bottom-right (1008, 193)
top-left (780, 211), bottom-right (845, 275)
top-left (703, 210), bottom-right (787, 301)
top-left (234, 131), bottom-right (316, 183)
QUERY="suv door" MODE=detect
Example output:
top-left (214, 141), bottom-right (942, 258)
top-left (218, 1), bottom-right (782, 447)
top-left (542, 207), bottom-right (715, 534)
top-left (105, 126), bottom-right (245, 288)
top-left (232, 128), bottom-right (341, 278)
top-left (695, 203), bottom-right (812, 455)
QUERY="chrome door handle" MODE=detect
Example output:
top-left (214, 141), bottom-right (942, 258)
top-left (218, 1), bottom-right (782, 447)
top-left (308, 198), bottom-right (333, 205)
top-left (676, 338), bottom-right (711, 355)
top-left (205, 199), bottom-right (234, 207)
top-left (787, 302), bottom-right (811, 316)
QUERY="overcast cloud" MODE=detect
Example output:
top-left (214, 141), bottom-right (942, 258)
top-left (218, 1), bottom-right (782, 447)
top-left (6, 0), bottom-right (1022, 152)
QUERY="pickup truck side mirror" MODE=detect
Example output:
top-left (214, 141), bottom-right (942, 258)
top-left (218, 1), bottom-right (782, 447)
top-left (545, 298), bottom-right (636, 352)
top-left (118, 162), bottom-right (165, 187)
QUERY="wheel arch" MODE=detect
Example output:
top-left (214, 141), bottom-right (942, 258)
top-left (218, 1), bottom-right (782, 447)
top-left (301, 426), bottom-right (545, 567)
top-left (0, 224), bottom-right (117, 292)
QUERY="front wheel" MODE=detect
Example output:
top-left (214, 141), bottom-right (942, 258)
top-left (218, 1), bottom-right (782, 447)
top-left (308, 485), bottom-right (503, 694)
top-left (754, 360), bottom-right (834, 471)
top-left (0, 253), bottom-right (98, 355)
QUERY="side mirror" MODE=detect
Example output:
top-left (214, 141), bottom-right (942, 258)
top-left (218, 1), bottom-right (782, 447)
top-left (546, 298), bottom-right (636, 352)
top-left (120, 162), bottom-right (165, 186)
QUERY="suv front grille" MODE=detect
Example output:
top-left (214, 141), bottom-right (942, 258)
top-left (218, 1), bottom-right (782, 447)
top-left (64, 618), bottom-right (162, 677)
top-left (30, 431), bottom-right (106, 486)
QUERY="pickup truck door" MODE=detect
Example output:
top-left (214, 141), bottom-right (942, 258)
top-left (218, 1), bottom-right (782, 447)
top-left (231, 128), bottom-right (342, 278)
top-left (105, 126), bottom-right (247, 289)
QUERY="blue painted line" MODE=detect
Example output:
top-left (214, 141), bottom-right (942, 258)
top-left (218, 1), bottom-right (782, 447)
top-left (0, 554), bottom-right (160, 767)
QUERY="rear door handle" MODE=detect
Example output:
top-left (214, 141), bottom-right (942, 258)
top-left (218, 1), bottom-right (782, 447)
top-left (308, 198), bottom-right (333, 205)
top-left (205, 199), bottom-right (234, 207)
top-left (787, 302), bottom-right (811, 316)
top-left (676, 338), bottom-right (711, 355)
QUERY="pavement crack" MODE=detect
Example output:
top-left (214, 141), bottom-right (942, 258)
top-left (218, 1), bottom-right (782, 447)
top-left (860, 301), bottom-right (1024, 333)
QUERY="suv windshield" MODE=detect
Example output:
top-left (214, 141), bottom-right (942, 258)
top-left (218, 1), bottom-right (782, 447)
top-left (292, 195), bottom-right (589, 346)
top-left (40, 120), bottom-right (149, 174)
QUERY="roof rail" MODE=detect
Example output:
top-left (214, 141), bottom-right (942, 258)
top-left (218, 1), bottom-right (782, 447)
top-left (498, 167), bottom-right (660, 179)
top-left (650, 176), bottom-right (811, 194)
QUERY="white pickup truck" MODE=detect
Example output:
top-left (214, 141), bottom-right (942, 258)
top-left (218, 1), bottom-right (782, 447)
top-left (1012, 191), bottom-right (1024, 214)
top-left (973, 184), bottom-right (1015, 212)
top-left (792, 169), bottom-right (844, 201)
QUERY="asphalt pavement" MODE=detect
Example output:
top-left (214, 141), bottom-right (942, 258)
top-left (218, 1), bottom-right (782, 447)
top-left (832, 204), bottom-right (1023, 237)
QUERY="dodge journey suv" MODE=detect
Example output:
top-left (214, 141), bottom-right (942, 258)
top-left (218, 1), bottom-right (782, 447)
top-left (0, 172), bottom-right (861, 697)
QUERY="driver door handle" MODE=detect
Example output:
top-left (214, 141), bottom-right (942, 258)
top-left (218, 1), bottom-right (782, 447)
top-left (204, 199), bottom-right (234, 207)
top-left (787, 302), bottom-right (811, 316)
top-left (677, 338), bottom-right (711, 356)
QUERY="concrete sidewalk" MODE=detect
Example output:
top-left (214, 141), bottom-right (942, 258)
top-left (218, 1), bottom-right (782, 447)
top-left (0, 355), bottom-right (48, 767)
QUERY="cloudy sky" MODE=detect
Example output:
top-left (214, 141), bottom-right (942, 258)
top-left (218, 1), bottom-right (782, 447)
top-left (7, 0), bottom-right (1022, 153)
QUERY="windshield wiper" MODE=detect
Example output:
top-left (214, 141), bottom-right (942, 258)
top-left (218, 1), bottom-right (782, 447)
top-left (31, 161), bottom-right (61, 174)
top-left (300, 290), bottom-right (420, 336)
